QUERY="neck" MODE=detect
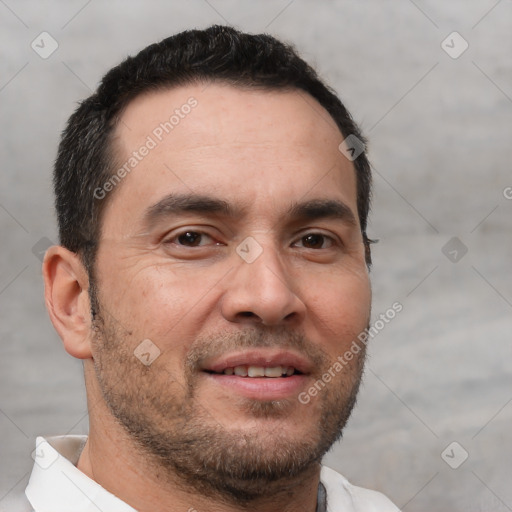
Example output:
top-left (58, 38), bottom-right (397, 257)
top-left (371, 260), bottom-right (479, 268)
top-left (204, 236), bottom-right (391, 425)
top-left (78, 371), bottom-right (322, 512)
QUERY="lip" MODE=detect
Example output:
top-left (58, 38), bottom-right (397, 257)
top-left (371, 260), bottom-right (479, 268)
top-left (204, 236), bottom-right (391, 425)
top-left (203, 373), bottom-right (309, 401)
top-left (201, 349), bottom-right (313, 375)
top-left (199, 349), bottom-right (313, 401)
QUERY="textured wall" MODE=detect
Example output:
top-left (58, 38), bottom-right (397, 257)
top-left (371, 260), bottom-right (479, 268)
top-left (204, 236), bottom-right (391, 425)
top-left (1, 1), bottom-right (511, 510)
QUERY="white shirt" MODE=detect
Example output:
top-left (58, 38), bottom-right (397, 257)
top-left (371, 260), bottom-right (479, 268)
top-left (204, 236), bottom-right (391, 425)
top-left (9, 436), bottom-right (400, 511)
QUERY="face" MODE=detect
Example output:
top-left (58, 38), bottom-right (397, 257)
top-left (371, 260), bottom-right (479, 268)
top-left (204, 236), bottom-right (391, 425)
top-left (89, 83), bottom-right (371, 502)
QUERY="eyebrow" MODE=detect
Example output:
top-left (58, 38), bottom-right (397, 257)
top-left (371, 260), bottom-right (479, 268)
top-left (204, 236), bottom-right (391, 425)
top-left (287, 198), bottom-right (357, 227)
top-left (142, 193), bottom-right (358, 229)
top-left (143, 194), bottom-right (239, 228)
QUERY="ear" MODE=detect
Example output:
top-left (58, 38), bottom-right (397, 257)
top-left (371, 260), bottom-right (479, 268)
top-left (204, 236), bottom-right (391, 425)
top-left (43, 246), bottom-right (93, 359)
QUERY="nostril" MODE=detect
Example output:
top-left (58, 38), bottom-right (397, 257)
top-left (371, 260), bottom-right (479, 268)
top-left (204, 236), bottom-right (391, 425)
top-left (239, 311), bottom-right (256, 318)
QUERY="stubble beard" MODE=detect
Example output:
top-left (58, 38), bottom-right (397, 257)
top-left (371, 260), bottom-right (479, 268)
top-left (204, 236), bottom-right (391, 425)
top-left (89, 288), bottom-right (367, 505)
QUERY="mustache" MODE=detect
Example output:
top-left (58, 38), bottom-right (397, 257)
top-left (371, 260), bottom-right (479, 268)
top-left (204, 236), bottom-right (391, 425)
top-left (185, 326), bottom-right (330, 373)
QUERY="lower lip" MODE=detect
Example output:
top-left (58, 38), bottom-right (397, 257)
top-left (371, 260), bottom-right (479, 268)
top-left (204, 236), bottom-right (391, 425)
top-left (203, 373), bottom-right (308, 401)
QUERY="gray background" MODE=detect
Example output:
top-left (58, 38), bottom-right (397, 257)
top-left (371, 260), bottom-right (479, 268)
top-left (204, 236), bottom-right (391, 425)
top-left (1, 1), bottom-right (511, 510)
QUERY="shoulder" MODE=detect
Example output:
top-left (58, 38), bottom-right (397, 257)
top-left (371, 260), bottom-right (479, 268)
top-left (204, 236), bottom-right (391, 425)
top-left (320, 465), bottom-right (401, 512)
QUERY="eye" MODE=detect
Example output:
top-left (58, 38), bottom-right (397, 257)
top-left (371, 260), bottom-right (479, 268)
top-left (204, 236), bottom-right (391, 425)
top-left (294, 233), bottom-right (335, 250)
top-left (167, 231), bottom-right (216, 247)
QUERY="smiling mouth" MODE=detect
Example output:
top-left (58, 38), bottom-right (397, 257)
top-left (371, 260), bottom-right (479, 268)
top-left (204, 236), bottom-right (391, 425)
top-left (206, 365), bottom-right (302, 378)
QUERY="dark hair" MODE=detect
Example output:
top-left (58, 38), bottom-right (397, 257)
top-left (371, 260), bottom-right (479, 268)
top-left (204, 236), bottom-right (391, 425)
top-left (54, 24), bottom-right (373, 275)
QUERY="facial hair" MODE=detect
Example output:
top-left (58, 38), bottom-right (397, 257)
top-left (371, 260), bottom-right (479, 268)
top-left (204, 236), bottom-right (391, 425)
top-left (90, 292), bottom-right (367, 505)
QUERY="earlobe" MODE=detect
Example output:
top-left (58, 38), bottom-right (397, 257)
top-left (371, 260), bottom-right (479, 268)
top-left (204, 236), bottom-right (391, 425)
top-left (43, 246), bottom-right (93, 359)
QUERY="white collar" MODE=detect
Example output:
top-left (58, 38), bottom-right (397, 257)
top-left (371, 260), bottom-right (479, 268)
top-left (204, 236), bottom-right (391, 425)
top-left (25, 436), bottom-right (137, 512)
top-left (25, 436), bottom-right (398, 512)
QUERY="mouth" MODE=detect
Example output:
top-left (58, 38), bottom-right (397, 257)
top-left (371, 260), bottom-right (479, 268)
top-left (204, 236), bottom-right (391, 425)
top-left (205, 365), bottom-right (302, 378)
top-left (199, 350), bottom-right (312, 401)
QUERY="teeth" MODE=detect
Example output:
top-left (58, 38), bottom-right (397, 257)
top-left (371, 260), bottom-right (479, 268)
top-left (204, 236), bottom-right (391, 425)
top-left (234, 366), bottom-right (248, 377)
top-left (264, 366), bottom-right (283, 377)
top-left (247, 366), bottom-right (265, 377)
top-left (223, 365), bottom-right (296, 377)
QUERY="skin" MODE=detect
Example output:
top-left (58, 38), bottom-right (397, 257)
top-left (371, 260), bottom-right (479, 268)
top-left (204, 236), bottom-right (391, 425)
top-left (43, 83), bottom-right (371, 512)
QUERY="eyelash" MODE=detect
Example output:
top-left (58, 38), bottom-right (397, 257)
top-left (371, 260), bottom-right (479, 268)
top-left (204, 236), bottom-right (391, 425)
top-left (165, 230), bottom-right (218, 248)
top-left (163, 230), bottom-right (339, 250)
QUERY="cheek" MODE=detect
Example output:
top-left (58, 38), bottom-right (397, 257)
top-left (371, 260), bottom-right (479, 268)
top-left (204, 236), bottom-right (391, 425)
top-left (97, 260), bottom-right (224, 348)
top-left (307, 271), bottom-right (371, 349)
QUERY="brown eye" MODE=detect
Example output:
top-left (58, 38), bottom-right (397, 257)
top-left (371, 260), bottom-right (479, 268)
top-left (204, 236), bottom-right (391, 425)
top-left (177, 231), bottom-right (206, 246)
top-left (297, 233), bottom-right (333, 249)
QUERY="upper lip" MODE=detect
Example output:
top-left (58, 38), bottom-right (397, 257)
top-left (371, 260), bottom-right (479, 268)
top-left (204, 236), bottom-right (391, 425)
top-left (201, 349), bottom-right (313, 374)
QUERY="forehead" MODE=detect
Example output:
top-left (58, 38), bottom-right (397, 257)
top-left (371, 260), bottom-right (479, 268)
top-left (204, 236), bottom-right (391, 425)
top-left (117, 82), bottom-right (342, 149)
top-left (104, 83), bottom-right (357, 230)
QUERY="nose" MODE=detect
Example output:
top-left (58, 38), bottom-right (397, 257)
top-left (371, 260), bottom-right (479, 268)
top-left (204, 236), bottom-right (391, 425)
top-left (220, 242), bottom-right (306, 326)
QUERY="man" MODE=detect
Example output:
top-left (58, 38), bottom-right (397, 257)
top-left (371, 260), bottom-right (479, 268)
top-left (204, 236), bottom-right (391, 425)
top-left (20, 25), bottom-right (399, 511)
